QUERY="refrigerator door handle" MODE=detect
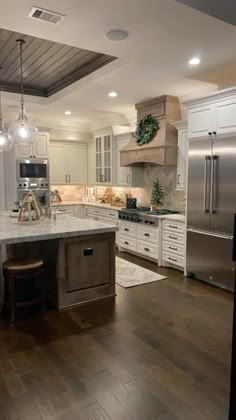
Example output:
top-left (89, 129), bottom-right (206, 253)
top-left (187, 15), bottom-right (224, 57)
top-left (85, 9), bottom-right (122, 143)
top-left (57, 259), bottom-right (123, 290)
top-left (203, 156), bottom-right (210, 213)
top-left (210, 155), bottom-right (218, 214)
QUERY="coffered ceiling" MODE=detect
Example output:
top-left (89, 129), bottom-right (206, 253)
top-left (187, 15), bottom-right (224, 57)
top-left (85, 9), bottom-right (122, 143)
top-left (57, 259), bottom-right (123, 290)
top-left (0, 28), bottom-right (116, 97)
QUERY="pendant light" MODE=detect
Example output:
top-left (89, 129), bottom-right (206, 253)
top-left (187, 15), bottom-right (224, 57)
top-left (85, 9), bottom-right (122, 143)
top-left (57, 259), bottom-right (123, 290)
top-left (0, 91), bottom-right (13, 152)
top-left (8, 39), bottom-right (37, 145)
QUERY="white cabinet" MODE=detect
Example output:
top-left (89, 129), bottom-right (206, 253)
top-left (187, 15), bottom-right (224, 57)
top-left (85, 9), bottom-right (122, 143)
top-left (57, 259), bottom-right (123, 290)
top-left (67, 144), bottom-right (87, 184)
top-left (186, 90), bottom-right (236, 139)
top-left (114, 135), bottom-right (144, 187)
top-left (15, 132), bottom-right (49, 158)
top-left (49, 142), bottom-right (87, 185)
top-left (95, 132), bottom-right (112, 184)
top-left (174, 122), bottom-right (188, 191)
top-left (160, 218), bottom-right (185, 270)
top-left (188, 105), bottom-right (214, 138)
top-left (49, 144), bottom-right (67, 184)
top-left (87, 140), bottom-right (96, 184)
top-left (215, 99), bottom-right (236, 135)
top-left (118, 220), bottom-right (160, 262)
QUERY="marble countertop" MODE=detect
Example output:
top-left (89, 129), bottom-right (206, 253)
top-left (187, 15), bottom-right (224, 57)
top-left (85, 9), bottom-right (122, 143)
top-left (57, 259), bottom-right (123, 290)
top-left (0, 213), bottom-right (118, 245)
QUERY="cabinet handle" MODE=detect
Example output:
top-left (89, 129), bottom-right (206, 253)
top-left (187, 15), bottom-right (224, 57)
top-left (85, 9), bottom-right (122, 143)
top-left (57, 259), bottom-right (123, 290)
top-left (213, 131), bottom-right (217, 135)
top-left (68, 174), bottom-right (71, 183)
top-left (177, 174), bottom-right (180, 185)
top-left (208, 132), bottom-right (212, 136)
top-left (169, 246), bottom-right (177, 251)
top-left (168, 257), bottom-right (177, 262)
top-left (144, 247), bottom-right (150, 252)
top-left (65, 175), bottom-right (67, 182)
top-left (124, 228), bottom-right (129, 232)
top-left (169, 225), bottom-right (178, 229)
top-left (144, 233), bottom-right (150, 237)
top-left (127, 174), bottom-right (130, 184)
top-left (169, 235), bottom-right (177, 240)
top-left (124, 241), bottom-right (129, 245)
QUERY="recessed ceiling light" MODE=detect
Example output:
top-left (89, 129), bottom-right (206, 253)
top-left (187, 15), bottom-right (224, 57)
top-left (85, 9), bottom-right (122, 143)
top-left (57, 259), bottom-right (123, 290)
top-left (105, 29), bottom-right (129, 41)
top-left (64, 111), bottom-right (71, 115)
top-left (188, 57), bottom-right (201, 66)
top-left (108, 91), bottom-right (118, 98)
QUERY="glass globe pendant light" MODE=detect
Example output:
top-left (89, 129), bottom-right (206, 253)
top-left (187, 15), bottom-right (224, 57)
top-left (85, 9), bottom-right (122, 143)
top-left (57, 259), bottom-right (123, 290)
top-left (0, 91), bottom-right (13, 152)
top-left (8, 39), bottom-right (37, 145)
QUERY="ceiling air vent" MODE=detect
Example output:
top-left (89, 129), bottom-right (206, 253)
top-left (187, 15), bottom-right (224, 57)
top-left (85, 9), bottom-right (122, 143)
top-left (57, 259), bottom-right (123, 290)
top-left (28, 7), bottom-right (66, 24)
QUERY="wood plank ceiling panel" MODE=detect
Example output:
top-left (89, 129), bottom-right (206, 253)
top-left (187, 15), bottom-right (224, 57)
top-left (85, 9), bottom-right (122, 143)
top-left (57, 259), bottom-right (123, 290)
top-left (0, 28), bottom-right (116, 97)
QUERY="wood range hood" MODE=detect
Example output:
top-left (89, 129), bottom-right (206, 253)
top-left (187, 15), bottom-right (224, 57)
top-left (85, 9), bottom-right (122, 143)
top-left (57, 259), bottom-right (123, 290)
top-left (120, 95), bottom-right (181, 166)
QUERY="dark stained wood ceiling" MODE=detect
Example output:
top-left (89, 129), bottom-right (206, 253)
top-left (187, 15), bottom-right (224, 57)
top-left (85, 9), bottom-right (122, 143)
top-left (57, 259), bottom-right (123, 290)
top-left (0, 28), bottom-right (116, 97)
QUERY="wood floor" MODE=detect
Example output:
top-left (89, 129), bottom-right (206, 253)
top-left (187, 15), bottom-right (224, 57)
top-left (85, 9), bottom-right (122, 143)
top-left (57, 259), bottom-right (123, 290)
top-left (0, 251), bottom-right (233, 420)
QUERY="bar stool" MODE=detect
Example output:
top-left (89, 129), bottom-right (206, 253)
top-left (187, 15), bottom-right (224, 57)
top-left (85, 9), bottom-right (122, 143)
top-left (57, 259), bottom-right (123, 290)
top-left (3, 258), bottom-right (45, 323)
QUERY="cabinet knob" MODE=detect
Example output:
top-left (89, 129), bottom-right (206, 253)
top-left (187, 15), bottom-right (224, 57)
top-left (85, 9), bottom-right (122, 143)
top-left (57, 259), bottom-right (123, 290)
top-left (213, 131), bottom-right (217, 135)
top-left (208, 132), bottom-right (212, 136)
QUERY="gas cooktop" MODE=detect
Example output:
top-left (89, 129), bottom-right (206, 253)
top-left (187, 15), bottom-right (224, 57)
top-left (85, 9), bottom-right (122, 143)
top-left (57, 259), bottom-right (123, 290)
top-left (119, 208), bottom-right (180, 225)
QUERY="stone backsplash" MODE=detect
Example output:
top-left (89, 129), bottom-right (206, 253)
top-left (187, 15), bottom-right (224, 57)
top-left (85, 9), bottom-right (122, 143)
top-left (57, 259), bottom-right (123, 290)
top-left (51, 165), bottom-right (186, 211)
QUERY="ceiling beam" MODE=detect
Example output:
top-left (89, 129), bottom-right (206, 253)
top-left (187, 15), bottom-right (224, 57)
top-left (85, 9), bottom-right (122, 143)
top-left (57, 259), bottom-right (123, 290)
top-left (175, 0), bottom-right (236, 26)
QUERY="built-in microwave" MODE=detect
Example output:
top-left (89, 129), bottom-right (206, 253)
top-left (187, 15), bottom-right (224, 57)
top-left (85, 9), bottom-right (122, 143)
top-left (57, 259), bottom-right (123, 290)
top-left (16, 159), bottom-right (49, 187)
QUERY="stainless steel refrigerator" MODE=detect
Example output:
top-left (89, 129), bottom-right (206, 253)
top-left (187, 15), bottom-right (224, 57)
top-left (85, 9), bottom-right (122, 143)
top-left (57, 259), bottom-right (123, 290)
top-left (187, 136), bottom-right (236, 292)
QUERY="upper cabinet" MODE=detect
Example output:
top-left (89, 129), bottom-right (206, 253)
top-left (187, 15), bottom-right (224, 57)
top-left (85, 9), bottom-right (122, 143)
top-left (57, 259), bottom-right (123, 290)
top-left (15, 132), bottom-right (49, 158)
top-left (114, 134), bottom-right (144, 187)
top-left (188, 105), bottom-right (214, 138)
top-left (87, 139), bottom-right (96, 184)
top-left (185, 88), bottom-right (236, 139)
top-left (49, 142), bottom-right (87, 185)
top-left (95, 132), bottom-right (112, 184)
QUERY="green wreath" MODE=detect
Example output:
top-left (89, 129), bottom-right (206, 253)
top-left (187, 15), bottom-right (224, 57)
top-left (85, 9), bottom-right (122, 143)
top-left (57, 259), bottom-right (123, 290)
top-left (134, 114), bottom-right (159, 146)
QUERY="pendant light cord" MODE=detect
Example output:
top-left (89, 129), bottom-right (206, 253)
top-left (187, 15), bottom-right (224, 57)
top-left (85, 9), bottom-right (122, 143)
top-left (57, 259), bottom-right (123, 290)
top-left (17, 39), bottom-right (25, 120)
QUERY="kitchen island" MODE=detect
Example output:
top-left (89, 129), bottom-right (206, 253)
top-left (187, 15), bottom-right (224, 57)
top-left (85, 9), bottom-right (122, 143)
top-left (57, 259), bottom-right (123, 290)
top-left (0, 213), bottom-right (117, 310)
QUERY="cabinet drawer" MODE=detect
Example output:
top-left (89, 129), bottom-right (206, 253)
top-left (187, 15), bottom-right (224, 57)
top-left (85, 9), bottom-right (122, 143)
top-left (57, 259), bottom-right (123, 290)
top-left (119, 235), bottom-right (136, 251)
top-left (88, 207), bottom-right (105, 217)
top-left (163, 251), bottom-right (184, 267)
top-left (105, 209), bottom-right (118, 219)
top-left (137, 240), bottom-right (159, 260)
top-left (163, 241), bottom-right (184, 256)
top-left (137, 226), bottom-right (159, 244)
top-left (163, 230), bottom-right (184, 244)
top-left (119, 222), bottom-right (136, 237)
top-left (163, 220), bottom-right (184, 233)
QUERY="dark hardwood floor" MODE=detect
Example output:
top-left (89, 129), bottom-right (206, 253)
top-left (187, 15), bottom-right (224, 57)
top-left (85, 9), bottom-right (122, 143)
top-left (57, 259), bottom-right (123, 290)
top-left (0, 251), bottom-right (233, 420)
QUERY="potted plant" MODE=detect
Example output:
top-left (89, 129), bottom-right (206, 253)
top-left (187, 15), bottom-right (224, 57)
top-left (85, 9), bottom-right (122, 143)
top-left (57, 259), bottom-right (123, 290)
top-left (150, 178), bottom-right (164, 209)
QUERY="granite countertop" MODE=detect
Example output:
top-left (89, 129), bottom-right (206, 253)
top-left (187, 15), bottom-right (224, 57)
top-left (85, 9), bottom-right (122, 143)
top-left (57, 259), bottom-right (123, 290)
top-left (160, 214), bottom-right (186, 222)
top-left (0, 213), bottom-right (118, 245)
top-left (51, 201), bottom-right (122, 211)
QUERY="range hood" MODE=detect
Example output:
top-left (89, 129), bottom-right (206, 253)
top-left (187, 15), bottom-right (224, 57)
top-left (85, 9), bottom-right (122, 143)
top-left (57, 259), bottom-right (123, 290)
top-left (120, 95), bottom-right (181, 166)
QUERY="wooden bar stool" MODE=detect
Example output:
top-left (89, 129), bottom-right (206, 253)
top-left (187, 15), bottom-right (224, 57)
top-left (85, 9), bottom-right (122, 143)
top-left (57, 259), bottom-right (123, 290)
top-left (3, 258), bottom-right (45, 323)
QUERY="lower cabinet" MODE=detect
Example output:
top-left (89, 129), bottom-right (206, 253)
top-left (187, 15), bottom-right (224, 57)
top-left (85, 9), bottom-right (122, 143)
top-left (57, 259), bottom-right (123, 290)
top-left (160, 219), bottom-right (185, 270)
top-left (84, 206), bottom-right (119, 245)
top-left (118, 221), bottom-right (160, 261)
top-left (57, 233), bottom-right (115, 309)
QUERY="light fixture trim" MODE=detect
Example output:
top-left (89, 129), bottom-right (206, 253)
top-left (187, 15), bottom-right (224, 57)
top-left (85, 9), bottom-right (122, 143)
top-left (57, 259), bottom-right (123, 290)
top-left (108, 91), bottom-right (118, 98)
top-left (105, 29), bottom-right (129, 41)
top-left (188, 56), bottom-right (201, 66)
top-left (64, 110), bottom-right (72, 115)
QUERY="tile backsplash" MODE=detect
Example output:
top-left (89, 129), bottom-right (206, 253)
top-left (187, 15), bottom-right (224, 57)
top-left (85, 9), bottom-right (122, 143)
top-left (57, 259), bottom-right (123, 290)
top-left (51, 165), bottom-right (186, 211)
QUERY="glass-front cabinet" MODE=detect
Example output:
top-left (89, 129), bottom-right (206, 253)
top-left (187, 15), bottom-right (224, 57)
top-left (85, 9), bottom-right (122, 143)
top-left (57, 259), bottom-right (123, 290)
top-left (95, 133), bottom-right (112, 184)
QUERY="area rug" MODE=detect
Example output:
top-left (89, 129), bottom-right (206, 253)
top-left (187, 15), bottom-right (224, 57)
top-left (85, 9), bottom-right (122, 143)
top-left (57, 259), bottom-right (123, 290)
top-left (116, 257), bottom-right (167, 288)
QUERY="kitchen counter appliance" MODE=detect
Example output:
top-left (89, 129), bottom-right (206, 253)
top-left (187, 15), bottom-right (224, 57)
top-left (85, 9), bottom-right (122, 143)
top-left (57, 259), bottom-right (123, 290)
top-left (187, 136), bottom-right (236, 291)
top-left (16, 158), bottom-right (50, 209)
top-left (126, 197), bottom-right (137, 209)
top-left (118, 208), bottom-right (180, 226)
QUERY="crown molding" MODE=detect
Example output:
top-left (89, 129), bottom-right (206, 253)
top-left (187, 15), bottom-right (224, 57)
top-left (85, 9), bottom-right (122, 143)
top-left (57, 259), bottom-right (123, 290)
top-left (182, 85), bottom-right (236, 108)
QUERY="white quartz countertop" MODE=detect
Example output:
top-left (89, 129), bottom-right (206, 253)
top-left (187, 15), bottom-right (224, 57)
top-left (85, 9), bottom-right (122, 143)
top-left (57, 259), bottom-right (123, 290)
top-left (51, 201), bottom-right (122, 210)
top-left (0, 213), bottom-right (118, 245)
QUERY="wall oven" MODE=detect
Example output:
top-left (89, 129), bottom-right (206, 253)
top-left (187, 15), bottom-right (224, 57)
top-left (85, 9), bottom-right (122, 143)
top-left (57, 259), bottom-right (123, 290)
top-left (17, 188), bottom-right (50, 208)
top-left (16, 159), bottom-right (49, 188)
